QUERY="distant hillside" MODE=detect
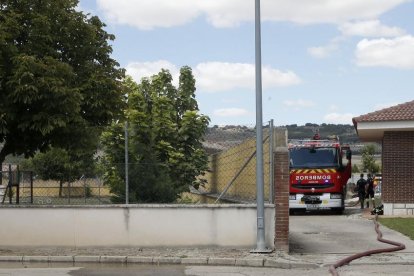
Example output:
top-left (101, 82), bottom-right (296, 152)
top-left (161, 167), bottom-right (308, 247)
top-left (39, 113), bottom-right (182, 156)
top-left (203, 125), bottom-right (257, 154)
top-left (204, 124), bottom-right (359, 154)
top-left (285, 123), bottom-right (358, 144)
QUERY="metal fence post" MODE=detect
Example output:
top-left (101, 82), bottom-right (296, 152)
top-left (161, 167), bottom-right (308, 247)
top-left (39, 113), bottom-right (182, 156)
top-left (269, 119), bottom-right (274, 203)
top-left (8, 164), bottom-right (12, 204)
top-left (30, 171), bottom-right (33, 204)
top-left (125, 121), bottom-right (129, 204)
top-left (98, 178), bottom-right (101, 204)
top-left (16, 165), bottom-right (20, 204)
top-left (84, 177), bottom-right (87, 204)
top-left (68, 182), bottom-right (71, 204)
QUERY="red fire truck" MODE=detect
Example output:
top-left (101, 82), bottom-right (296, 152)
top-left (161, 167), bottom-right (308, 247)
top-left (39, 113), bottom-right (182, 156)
top-left (288, 135), bottom-right (352, 214)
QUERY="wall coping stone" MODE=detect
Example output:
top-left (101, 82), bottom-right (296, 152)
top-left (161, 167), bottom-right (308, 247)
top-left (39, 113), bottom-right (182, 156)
top-left (0, 204), bottom-right (275, 209)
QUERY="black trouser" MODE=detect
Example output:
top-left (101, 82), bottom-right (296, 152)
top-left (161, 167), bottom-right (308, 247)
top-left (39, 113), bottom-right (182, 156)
top-left (358, 192), bottom-right (366, 209)
top-left (366, 190), bottom-right (375, 208)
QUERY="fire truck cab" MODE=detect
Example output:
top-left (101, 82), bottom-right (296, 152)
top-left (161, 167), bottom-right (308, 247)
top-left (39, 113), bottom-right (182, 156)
top-left (288, 135), bottom-right (352, 214)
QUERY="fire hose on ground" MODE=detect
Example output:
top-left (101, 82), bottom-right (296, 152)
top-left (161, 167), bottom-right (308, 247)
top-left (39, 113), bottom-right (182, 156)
top-left (329, 214), bottom-right (406, 276)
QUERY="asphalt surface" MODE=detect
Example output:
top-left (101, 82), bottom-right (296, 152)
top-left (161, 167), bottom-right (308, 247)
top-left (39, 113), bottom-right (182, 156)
top-left (0, 263), bottom-right (414, 275)
top-left (290, 206), bottom-right (414, 254)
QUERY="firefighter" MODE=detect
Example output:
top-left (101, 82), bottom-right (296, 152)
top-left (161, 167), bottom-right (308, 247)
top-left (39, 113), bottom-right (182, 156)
top-left (366, 173), bottom-right (375, 208)
top-left (356, 173), bottom-right (367, 209)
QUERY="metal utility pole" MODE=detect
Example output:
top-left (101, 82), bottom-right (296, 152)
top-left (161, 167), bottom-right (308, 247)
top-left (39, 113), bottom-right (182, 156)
top-left (252, 0), bottom-right (269, 253)
top-left (125, 121), bottom-right (129, 204)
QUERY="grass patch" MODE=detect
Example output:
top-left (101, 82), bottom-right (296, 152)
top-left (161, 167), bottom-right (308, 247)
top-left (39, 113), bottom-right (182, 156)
top-left (378, 218), bottom-right (414, 240)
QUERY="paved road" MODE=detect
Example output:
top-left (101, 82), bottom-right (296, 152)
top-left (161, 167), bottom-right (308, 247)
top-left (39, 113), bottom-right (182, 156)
top-left (290, 206), bottom-right (414, 254)
top-left (0, 263), bottom-right (414, 275)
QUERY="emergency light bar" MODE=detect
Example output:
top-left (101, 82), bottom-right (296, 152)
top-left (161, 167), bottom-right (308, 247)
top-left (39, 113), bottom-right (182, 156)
top-left (288, 139), bottom-right (340, 148)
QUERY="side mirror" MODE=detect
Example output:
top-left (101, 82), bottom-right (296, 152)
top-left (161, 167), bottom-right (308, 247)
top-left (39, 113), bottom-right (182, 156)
top-left (346, 150), bottom-right (352, 160)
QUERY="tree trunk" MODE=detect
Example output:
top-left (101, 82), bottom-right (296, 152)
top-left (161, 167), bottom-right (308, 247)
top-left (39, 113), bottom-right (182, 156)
top-left (0, 143), bottom-right (11, 186)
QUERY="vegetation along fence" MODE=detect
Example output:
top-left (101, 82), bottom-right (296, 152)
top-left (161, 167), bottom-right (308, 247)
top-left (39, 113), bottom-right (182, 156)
top-left (1, 166), bottom-right (111, 205)
top-left (1, 122), bottom-right (277, 205)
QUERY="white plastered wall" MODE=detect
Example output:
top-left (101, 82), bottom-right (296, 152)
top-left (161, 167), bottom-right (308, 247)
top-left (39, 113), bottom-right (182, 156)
top-left (0, 204), bottom-right (275, 248)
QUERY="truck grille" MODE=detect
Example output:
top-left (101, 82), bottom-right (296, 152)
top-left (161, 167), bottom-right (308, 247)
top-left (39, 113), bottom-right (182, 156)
top-left (291, 183), bottom-right (334, 189)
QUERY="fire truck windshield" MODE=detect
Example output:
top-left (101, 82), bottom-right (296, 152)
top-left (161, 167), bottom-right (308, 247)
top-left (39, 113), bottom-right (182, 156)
top-left (289, 147), bottom-right (339, 169)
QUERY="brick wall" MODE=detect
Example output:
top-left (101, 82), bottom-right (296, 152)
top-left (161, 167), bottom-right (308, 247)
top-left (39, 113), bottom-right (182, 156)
top-left (382, 131), bottom-right (414, 203)
top-left (274, 147), bottom-right (289, 252)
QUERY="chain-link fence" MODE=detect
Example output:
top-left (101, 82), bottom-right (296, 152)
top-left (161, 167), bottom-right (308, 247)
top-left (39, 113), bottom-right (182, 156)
top-left (0, 169), bottom-right (111, 205)
top-left (1, 122), bottom-right (276, 205)
top-left (196, 122), bottom-right (275, 204)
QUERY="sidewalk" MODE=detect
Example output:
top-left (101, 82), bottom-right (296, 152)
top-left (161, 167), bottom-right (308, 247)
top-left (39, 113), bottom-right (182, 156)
top-left (0, 246), bottom-right (414, 269)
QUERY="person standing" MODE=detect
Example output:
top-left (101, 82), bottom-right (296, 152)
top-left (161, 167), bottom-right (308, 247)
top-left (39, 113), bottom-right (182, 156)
top-left (356, 173), bottom-right (367, 209)
top-left (366, 173), bottom-right (375, 208)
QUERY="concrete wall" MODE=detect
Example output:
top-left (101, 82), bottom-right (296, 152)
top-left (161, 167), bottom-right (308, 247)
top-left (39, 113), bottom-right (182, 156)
top-left (384, 203), bottom-right (414, 216)
top-left (0, 205), bottom-right (275, 248)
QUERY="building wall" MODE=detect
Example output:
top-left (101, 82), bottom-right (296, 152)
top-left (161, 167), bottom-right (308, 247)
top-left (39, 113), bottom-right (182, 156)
top-left (382, 131), bottom-right (414, 215)
top-left (0, 205), bottom-right (275, 248)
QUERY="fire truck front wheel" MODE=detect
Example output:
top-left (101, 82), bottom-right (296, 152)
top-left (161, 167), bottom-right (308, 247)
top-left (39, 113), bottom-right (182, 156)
top-left (332, 207), bottom-right (344, 215)
top-left (289, 208), bottom-right (306, 215)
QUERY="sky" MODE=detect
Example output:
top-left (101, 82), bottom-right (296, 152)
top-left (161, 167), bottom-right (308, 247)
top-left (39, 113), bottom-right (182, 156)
top-left (78, 0), bottom-right (414, 126)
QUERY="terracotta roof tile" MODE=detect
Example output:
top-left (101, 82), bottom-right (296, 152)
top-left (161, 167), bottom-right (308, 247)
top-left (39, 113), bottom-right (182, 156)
top-left (353, 100), bottom-right (414, 123)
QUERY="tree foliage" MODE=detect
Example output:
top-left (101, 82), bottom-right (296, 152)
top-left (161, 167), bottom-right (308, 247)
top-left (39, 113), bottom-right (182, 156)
top-left (100, 68), bottom-right (210, 203)
top-left (361, 144), bottom-right (380, 173)
top-left (352, 163), bottom-right (360, 173)
top-left (0, 0), bottom-right (125, 163)
top-left (21, 147), bottom-right (91, 197)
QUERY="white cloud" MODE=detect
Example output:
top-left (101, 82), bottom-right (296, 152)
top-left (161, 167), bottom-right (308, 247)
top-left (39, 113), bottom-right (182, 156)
top-left (195, 62), bottom-right (301, 92)
top-left (283, 99), bottom-right (315, 111)
top-left (308, 37), bottom-right (344, 58)
top-left (126, 60), bottom-right (180, 85)
top-left (309, 20), bottom-right (405, 59)
top-left (96, 0), bottom-right (409, 29)
top-left (76, 3), bottom-right (93, 14)
top-left (308, 45), bottom-right (336, 59)
top-left (260, 0), bottom-right (408, 25)
top-left (126, 60), bottom-right (300, 92)
top-left (339, 20), bottom-right (406, 37)
top-left (323, 113), bottom-right (354, 124)
top-left (355, 36), bottom-right (414, 69)
top-left (97, 0), bottom-right (200, 30)
top-left (214, 108), bottom-right (250, 117)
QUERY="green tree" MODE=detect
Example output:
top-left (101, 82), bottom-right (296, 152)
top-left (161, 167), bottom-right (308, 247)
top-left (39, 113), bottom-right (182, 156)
top-left (352, 164), bottom-right (360, 173)
top-left (361, 144), bottom-right (380, 174)
top-left (101, 68), bottom-right (210, 203)
top-left (0, 0), bottom-right (125, 164)
top-left (22, 147), bottom-right (85, 197)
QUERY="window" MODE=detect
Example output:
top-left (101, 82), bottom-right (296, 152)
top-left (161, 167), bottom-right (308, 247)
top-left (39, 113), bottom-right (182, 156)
top-left (289, 147), bottom-right (339, 169)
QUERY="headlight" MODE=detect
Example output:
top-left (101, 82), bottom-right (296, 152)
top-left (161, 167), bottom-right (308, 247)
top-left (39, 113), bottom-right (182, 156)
top-left (289, 194), bottom-right (296, 200)
top-left (330, 193), bottom-right (342, 199)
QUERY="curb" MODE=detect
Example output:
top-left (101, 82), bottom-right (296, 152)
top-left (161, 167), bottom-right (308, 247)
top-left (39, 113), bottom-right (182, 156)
top-left (0, 255), bottom-right (413, 268)
top-left (0, 255), bottom-right (318, 269)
